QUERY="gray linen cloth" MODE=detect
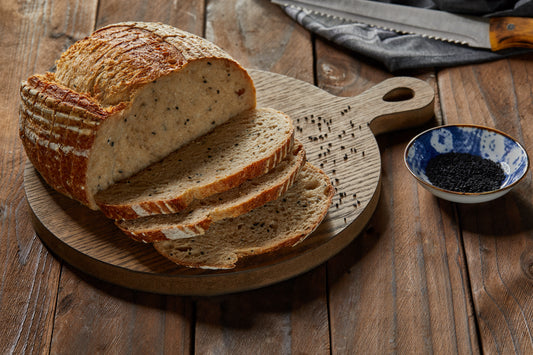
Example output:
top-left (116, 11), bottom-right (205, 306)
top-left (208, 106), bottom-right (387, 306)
top-left (275, 0), bottom-right (533, 72)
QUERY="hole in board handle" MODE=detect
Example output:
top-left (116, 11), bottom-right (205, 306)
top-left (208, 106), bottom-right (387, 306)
top-left (383, 87), bottom-right (415, 102)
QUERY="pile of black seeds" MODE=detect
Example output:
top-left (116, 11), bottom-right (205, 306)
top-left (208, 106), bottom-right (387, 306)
top-left (425, 152), bottom-right (505, 193)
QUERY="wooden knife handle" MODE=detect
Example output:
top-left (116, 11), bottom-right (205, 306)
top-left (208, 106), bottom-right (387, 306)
top-left (489, 17), bottom-right (533, 51)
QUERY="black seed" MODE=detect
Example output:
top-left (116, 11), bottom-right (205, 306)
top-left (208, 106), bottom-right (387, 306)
top-left (426, 152), bottom-right (505, 192)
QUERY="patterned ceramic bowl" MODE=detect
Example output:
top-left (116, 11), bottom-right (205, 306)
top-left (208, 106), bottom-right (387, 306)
top-left (404, 124), bottom-right (529, 203)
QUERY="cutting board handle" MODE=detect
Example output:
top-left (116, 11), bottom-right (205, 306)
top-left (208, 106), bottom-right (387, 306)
top-left (353, 77), bottom-right (435, 135)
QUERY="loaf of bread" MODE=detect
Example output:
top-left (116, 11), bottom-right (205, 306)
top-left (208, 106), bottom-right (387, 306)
top-left (20, 21), bottom-right (335, 271)
top-left (153, 163), bottom-right (334, 269)
top-left (95, 107), bottom-right (295, 220)
top-left (19, 22), bottom-right (256, 210)
top-left (116, 141), bottom-right (305, 242)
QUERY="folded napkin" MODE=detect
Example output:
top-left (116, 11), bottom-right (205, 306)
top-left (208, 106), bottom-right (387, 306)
top-left (275, 0), bottom-right (533, 71)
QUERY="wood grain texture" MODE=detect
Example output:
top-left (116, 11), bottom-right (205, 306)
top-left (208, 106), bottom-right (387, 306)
top-left (0, 0), bottom-right (97, 353)
top-left (95, 0), bottom-right (205, 36)
top-left (51, 267), bottom-right (192, 354)
top-left (489, 17), bottom-right (533, 51)
top-left (315, 38), bottom-right (480, 353)
top-left (438, 55), bottom-right (533, 354)
top-left (205, 0), bottom-right (313, 82)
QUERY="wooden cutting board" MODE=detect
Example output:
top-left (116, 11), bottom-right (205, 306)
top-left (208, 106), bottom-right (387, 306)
top-left (24, 70), bottom-right (434, 296)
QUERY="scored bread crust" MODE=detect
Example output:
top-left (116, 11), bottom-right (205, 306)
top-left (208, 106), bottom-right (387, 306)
top-left (19, 22), bottom-right (256, 209)
top-left (153, 163), bottom-right (334, 270)
top-left (95, 107), bottom-right (295, 220)
top-left (116, 141), bottom-right (306, 242)
top-left (53, 22), bottom-right (238, 107)
top-left (19, 74), bottom-right (114, 206)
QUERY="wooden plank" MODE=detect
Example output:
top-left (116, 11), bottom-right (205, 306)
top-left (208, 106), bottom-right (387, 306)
top-left (438, 54), bottom-right (533, 353)
top-left (195, 273), bottom-right (330, 354)
top-left (95, 0), bottom-right (204, 36)
top-left (0, 0), bottom-right (97, 353)
top-left (193, 1), bottom-right (331, 353)
top-left (205, 0), bottom-right (313, 82)
top-left (317, 38), bottom-right (480, 353)
top-left (46, 1), bottom-right (202, 353)
top-left (51, 268), bottom-right (192, 354)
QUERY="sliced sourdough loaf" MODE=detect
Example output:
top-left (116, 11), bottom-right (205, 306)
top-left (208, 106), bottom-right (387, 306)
top-left (19, 22), bottom-right (256, 209)
top-left (153, 163), bottom-right (334, 269)
top-left (95, 107), bottom-right (295, 220)
top-left (116, 141), bottom-right (306, 242)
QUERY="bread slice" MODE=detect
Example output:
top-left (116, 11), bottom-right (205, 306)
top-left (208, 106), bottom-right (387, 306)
top-left (95, 107), bottom-right (295, 220)
top-left (19, 22), bottom-right (256, 209)
top-left (153, 163), bottom-right (334, 269)
top-left (115, 141), bottom-right (306, 242)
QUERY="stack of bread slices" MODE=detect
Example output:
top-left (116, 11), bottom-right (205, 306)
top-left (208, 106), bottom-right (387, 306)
top-left (19, 22), bottom-right (334, 269)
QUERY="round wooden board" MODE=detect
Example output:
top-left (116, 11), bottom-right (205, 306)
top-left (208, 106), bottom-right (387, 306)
top-left (24, 70), bottom-right (434, 296)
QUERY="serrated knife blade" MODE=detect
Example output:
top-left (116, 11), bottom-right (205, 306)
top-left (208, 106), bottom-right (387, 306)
top-left (272, 0), bottom-right (533, 51)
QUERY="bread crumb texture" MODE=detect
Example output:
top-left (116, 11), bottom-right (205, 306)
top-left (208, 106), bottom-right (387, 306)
top-left (95, 107), bottom-right (294, 220)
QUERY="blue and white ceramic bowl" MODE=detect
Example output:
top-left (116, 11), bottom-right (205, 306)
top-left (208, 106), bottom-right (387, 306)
top-left (404, 124), bottom-right (529, 203)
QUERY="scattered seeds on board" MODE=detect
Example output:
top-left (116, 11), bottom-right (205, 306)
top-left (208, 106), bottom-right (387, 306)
top-left (294, 105), bottom-right (373, 221)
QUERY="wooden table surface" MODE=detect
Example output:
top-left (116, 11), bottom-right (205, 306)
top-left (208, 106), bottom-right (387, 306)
top-left (2, 1), bottom-right (533, 353)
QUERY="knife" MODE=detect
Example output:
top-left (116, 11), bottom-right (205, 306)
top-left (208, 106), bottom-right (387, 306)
top-left (272, 0), bottom-right (533, 51)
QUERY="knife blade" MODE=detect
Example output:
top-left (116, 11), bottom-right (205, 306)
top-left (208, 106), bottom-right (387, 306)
top-left (272, 0), bottom-right (533, 51)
